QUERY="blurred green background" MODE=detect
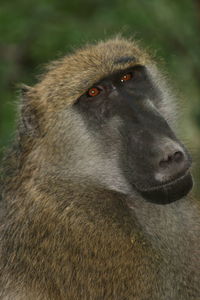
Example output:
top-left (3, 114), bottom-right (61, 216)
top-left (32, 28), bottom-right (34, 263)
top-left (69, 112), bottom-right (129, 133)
top-left (0, 0), bottom-right (200, 195)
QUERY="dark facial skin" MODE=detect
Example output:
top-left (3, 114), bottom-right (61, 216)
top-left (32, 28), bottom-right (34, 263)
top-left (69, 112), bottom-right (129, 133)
top-left (74, 65), bottom-right (193, 204)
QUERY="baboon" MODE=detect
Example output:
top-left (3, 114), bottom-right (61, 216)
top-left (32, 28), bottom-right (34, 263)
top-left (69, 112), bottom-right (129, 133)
top-left (0, 37), bottom-right (199, 300)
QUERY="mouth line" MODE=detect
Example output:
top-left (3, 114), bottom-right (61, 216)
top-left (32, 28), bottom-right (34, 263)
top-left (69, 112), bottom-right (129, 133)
top-left (137, 168), bottom-right (191, 193)
top-left (133, 168), bottom-right (193, 205)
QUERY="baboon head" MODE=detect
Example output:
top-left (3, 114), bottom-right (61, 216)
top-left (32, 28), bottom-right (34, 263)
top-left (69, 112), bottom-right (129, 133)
top-left (25, 37), bottom-right (193, 205)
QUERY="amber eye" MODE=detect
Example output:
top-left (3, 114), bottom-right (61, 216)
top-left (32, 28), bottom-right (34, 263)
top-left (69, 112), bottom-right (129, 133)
top-left (120, 73), bottom-right (133, 82)
top-left (87, 87), bottom-right (101, 97)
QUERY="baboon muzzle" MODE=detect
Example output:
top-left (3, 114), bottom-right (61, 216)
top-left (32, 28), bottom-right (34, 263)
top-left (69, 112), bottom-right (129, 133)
top-left (122, 102), bottom-right (193, 204)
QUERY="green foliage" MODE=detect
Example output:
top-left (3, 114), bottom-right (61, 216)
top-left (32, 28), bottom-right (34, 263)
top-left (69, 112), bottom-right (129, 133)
top-left (0, 0), bottom-right (200, 192)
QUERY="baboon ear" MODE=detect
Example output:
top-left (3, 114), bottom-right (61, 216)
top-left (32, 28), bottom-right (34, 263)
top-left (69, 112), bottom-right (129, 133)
top-left (20, 84), bottom-right (39, 136)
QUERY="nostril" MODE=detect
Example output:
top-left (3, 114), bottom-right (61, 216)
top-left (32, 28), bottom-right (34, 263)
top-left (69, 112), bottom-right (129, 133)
top-left (159, 158), bottom-right (169, 168)
top-left (159, 150), bottom-right (184, 168)
top-left (173, 151), bottom-right (184, 163)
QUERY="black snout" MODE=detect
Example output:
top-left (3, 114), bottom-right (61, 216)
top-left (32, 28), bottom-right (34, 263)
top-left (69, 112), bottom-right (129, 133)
top-left (156, 141), bottom-right (190, 184)
top-left (125, 126), bottom-right (193, 204)
top-left (139, 140), bottom-right (193, 204)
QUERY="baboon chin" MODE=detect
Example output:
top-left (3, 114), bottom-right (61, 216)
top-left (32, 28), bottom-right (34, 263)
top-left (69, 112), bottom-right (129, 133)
top-left (138, 171), bottom-right (193, 204)
top-left (0, 37), bottom-right (199, 300)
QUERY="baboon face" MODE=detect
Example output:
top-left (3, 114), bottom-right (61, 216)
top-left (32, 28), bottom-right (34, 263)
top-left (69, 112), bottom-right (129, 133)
top-left (74, 64), bottom-right (193, 204)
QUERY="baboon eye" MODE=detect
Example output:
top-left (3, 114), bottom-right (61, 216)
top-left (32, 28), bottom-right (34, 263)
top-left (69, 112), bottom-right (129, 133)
top-left (87, 87), bottom-right (101, 97)
top-left (120, 72), bottom-right (133, 82)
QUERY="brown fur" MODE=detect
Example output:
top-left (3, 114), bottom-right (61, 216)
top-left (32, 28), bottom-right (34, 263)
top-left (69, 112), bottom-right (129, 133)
top-left (0, 37), bottom-right (199, 299)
